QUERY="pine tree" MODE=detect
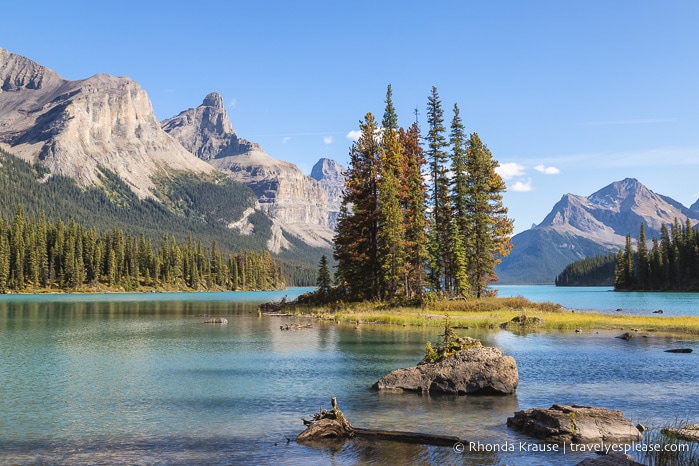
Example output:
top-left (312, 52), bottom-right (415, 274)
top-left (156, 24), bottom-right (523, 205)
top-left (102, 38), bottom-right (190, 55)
top-left (316, 254), bottom-right (332, 295)
top-left (449, 103), bottom-right (470, 296)
top-left (636, 223), bottom-right (649, 290)
top-left (377, 85), bottom-right (406, 299)
top-left (9, 205), bottom-right (25, 289)
top-left (425, 86), bottom-right (451, 292)
top-left (464, 132), bottom-right (513, 297)
top-left (334, 112), bottom-right (381, 299)
top-left (0, 225), bottom-right (9, 292)
top-left (399, 121), bottom-right (428, 298)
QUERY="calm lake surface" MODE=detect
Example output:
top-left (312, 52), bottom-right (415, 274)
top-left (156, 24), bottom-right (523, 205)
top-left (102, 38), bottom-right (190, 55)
top-left (1, 287), bottom-right (698, 465)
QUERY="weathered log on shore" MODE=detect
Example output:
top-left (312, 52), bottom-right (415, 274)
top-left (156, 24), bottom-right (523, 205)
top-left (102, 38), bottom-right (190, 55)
top-left (280, 323), bottom-right (313, 331)
top-left (296, 398), bottom-right (465, 447)
top-left (352, 427), bottom-right (463, 446)
top-left (296, 397), bottom-right (353, 442)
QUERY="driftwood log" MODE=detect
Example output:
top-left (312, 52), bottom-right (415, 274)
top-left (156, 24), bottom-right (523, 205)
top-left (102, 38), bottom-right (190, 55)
top-left (296, 398), bottom-right (465, 447)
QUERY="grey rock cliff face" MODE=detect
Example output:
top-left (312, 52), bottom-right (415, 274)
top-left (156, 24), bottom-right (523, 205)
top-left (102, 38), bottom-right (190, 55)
top-left (0, 47), bottom-right (214, 199)
top-left (163, 94), bottom-right (335, 252)
top-left (310, 158), bottom-right (345, 231)
top-left (161, 92), bottom-right (257, 161)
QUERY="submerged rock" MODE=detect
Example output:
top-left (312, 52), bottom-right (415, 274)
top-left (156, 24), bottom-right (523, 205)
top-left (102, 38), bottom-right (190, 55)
top-left (507, 404), bottom-right (643, 444)
top-left (373, 343), bottom-right (518, 396)
top-left (575, 451), bottom-right (644, 466)
top-left (662, 424), bottom-right (699, 443)
top-left (204, 317), bottom-right (228, 324)
top-left (664, 348), bottom-right (693, 353)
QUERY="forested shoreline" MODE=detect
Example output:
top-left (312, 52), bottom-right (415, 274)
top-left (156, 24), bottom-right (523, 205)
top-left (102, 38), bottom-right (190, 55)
top-left (614, 219), bottom-right (699, 291)
top-left (0, 206), bottom-right (285, 293)
top-left (555, 218), bottom-right (699, 291)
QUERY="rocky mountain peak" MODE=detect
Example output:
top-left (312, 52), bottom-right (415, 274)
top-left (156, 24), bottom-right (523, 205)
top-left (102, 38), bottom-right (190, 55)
top-left (161, 92), bottom-right (258, 161)
top-left (202, 91), bottom-right (224, 109)
top-left (498, 178), bottom-right (699, 284)
top-left (164, 94), bottom-right (337, 253)
top-left (311, 158), bottom-right (345, 230)
top-left (0, 47), bottom-right (214, 199)
top-left (311, 158), bottom-right (344, 182)
top-left (0, 47), bottom-right (64, 92)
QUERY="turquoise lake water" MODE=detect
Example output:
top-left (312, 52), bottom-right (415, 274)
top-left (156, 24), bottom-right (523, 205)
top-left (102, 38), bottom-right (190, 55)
top-left (1, 287), bottom-right (698, 465)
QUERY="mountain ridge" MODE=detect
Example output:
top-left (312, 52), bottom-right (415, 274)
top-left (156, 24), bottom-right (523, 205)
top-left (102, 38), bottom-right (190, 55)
top-left (162, 92), bottom-right (339, 253)
top-left (0, 46), bottom-right (341, 262)
top-left (0, 47), bottom-right (215, 199)
top-left (496, 178), bottom-right (699, 284)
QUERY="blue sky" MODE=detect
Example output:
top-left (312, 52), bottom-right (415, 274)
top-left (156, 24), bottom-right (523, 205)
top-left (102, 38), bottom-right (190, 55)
top-left (3, 1), bottom-right (699, 234)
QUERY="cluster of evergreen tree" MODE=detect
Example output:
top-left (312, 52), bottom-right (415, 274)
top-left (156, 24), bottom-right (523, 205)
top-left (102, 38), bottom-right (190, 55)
top-left (0, 206), bottom-right (284, 292)
top-left (614, 219), bottom-right (699, 291)
top-left (333, 86), bottom-right (513, 301)
top-left (555, 253), bottom-right (617, 286)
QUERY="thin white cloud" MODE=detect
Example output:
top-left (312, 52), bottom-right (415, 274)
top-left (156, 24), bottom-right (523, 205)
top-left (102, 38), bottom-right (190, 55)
top-left (583, 118), bottom-right (677, 126)
top-left (539, 146), bottom-right (699, 169)
top-left (496, 162), bottom-right (526, 180)
top-left (323, 136), bottom-right (334, 144)
top-left (534, 164), bottom-right (560, 175)
top-left (510, 179), bottom-right (533, 192)
top-left (346, 130), bottom-right (361, 142)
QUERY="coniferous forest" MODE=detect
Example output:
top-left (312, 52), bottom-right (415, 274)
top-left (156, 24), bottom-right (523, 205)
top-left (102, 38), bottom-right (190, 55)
top-left (0, 205), bottom-right (284, 292)
top-left (555, 253), bottom-right (617, 286)
top-left (0, 148), bottom-right (317, 289)
top-left (332, 86), bottom-right (513, 302)
top-left (556, 219), bottom-right (699, 291)
top-left (614, 219), bottom-right (699, 291)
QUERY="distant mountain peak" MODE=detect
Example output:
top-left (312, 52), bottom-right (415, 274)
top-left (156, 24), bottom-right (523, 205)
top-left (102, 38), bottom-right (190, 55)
top-left (311, 158), bottom-right (345, 231)
top-left (0, 47), bottom-right (213, 199)
top-left (161, 92), bottom-right (258, 161)
top-left (498, 178), bottom-right (699, 284)
top-left (202, 92), bottom-right (224, 109)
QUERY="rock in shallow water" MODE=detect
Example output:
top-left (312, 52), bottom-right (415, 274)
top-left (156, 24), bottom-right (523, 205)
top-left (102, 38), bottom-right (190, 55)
top-left (507, 404), bottom-right (643, 444)
top-left (372, 344), bottom-right (518, 396)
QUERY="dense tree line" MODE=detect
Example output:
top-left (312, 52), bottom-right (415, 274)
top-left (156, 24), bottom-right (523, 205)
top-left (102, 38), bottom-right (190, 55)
top-left (555, 253), bottom-right (617, 286)
top-left (0, 206), bottom-right (285, 292)
top-left (333, 86), bottom-right (513, 301)
top-left (614, 219), bottom-right (699, 291)
top-left (0, 148), bottom-right (323, 286)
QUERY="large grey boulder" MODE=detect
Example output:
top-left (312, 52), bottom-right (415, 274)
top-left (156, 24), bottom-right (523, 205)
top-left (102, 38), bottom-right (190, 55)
top-left (372, 344), bottom-right (518, 395)
top-left (507, 404), bottom-right (643, 444)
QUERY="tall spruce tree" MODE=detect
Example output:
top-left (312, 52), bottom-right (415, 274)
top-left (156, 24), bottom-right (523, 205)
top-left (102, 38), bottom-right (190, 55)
top-left (464, 132), bottom-right (513, 297)
top-left (399, 121), bottom-right (429, 298)
top-left (636, 223), bottom-right (649, 289)
top-left (425, 86), bottom-right (451, 292)
top-left (316, 254), bottom-right (332, 295)
top-left (334, 112), bottom-right (381, 299)
top-left (449, 103), bottom-right (470, 296)
top-left (377, 85), bottom-right (406, 299)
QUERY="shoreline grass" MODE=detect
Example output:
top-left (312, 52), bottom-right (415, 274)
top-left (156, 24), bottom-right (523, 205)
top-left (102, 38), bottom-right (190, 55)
top-left (279, 296), bottom-right (699, 336)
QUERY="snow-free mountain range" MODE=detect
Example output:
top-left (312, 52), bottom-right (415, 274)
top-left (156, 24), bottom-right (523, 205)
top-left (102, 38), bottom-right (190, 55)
top-left (0, 47), bottom-right (342, 259)
top-left (2, 46), bottom-right (698, 284)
